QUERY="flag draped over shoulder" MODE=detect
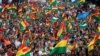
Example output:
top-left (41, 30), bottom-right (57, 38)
top-left (20, 20), bottom-right (29, 31)
top-left (49, 35), bottom-right (69, 56)
top-left (88, 33), bottom-right (100, 52)
top-left (16, 44), bottom-right (31, 56)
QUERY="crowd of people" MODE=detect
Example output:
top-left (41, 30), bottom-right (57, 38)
top-left (0, 0), bottom-right (100, 56)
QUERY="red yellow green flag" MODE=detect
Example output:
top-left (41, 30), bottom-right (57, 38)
top-left (88, 33), bottom-right (100, 52)
top-left (16, 43), bottom-right (31, 56)
top-left (57, 21), bottom-right (65, 37)
top-left (20, 20), bottom-right (29, 30)
top-left (48, 0), bottom-right (57, 7)
top-left (49, 35), bottom-right (69, 56)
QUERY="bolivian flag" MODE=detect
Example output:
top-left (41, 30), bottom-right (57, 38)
top-left (88, 33), bottom-right (100, 52)
top-left (57, 21), bottom-right (65, 37)
top-left (20, 20), bottom-right (29, 31)
top-left (48, 0), bottom-right (57, 7)
top-left (16, 44), bottom-right (31, 56)
top-left (49, 35), bottom-right (69, 56)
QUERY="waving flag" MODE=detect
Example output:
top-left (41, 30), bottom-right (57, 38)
top-left (88, 33), bottom-right (100, 52)
top-left (49, 35), bottom-right (69, 56)
top-left (20, 20), bottom-right (29, 31)
top-left (57, 21), bottom-right (65, 37)
top-left (79, 22), bottom-right (87, 28)
top-left (16, 44), bottom-right (31, 56)
top-left (76, 11), bottom-right (90, 19)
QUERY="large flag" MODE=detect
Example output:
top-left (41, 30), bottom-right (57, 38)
top-left (16, 44), bottom-right (31, 56)
top-left (20, 20), bottom-right (29, 31)
top-left (49, 35), bottom-right (69, 56)
top-left (88, 33), bottom-right (100, 52)
top-left (57, 21), bottom-right (65, 37)
top-left (76, 11), bottom-right (90, 19)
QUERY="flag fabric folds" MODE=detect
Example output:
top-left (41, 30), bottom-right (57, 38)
top-left (16, 44), bottom-right (31, 56)
top-left (49, 35), bottom-right (69, 56)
